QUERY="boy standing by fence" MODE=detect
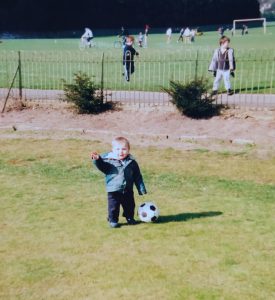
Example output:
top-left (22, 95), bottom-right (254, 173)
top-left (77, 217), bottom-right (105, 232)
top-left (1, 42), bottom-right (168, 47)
top-left (122, 36), bottom-right (139, 82)
top-left (91, 137), bottom-right (147, 228)
top-left (209, 36), bottom-right (236, 96)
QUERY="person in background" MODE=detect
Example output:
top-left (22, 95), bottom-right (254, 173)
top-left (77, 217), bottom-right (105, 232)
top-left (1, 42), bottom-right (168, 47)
top-left (122, 36), bottom-right (139, 82)
top-left (190, 29), bottom-right (196, 42)
top-left (242, 24), bottom-right (248, 35)
top-left (184, 27), bottom-right (191, 44)
top-left (218, 26), bottom-right (225, 37)
top-left (81, 27), bottom-right (93, 48)
top-left (166, 27), bottom-right (172, 43)
top-left (177, 28), bottom-right (184, 43)
top-left (138, 32), bottom-right (144, 47)
top-left (144, 24), bottom-right (150, 47)
top-left (119, 26), bottom-right (129, 47)
top-left (208, 35), bottom-right (236, 96)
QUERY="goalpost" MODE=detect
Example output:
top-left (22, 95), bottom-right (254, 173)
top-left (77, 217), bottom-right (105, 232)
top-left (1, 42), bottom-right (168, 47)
top-left (233, 18), bottom-right (267, 35)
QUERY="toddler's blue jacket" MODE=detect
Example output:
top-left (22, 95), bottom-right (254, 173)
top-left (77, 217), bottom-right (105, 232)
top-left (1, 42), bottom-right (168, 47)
top-left (93, 153), bottom-right (147, 195)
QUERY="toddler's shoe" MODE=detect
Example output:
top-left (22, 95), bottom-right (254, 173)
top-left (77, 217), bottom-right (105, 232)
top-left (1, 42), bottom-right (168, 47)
top-left (109, 222), bottom-right (119, 228)
top-left (126, 218), bottom-right (137, 225)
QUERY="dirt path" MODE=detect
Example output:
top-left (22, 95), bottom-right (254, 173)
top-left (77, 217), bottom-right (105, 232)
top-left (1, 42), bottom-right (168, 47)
top-left (1, 102), bottom-right (275, 155)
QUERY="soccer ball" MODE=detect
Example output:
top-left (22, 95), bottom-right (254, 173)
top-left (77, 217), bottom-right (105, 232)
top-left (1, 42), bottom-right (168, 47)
top-left (138, 202), bottom-right (159, 223)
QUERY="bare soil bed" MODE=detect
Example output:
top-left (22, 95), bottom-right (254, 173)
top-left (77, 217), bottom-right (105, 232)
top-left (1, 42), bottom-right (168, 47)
top-left (1, 101), bottom-right (275, 155)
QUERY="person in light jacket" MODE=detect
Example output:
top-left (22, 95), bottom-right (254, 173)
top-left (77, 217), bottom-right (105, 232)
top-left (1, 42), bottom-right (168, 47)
top-left (209, 36), bottom-right (236, 96)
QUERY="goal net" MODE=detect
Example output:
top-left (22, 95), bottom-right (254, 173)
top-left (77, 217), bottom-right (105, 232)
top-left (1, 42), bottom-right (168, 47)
top-left (233, 18), bottom-right (267, 35)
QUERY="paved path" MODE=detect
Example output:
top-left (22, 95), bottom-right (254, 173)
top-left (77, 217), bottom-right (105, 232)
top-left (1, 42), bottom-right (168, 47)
top-left (1, 88), bottom-right (275, 108)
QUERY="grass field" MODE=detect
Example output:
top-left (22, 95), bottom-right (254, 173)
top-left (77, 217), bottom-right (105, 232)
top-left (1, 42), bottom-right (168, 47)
top-left (0, 25), bottom-right (275, 93)
top-left (1, 26), bottom-right (275, 51)
top-left (1, 138), bottom-right (275, 299)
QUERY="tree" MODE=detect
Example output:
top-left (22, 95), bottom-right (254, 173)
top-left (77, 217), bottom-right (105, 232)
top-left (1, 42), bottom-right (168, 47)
top-left (0, 0), bottom-right (260, 31)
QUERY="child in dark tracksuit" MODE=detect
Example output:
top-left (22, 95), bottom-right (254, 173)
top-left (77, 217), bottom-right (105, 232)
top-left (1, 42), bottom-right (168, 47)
top-left (91, 137), bottom-right (147, 228)
top-left (123, 36), bottom-right (139, 82)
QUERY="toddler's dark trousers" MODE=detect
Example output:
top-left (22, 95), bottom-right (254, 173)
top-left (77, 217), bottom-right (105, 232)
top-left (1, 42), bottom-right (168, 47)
top-left (107, 190), bottom-right (135, 223)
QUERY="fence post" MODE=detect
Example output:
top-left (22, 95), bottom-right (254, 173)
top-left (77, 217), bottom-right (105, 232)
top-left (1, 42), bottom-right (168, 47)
top-left (100, 52), bottom-right (104, 102)
top-left (18, 51), bottom-right (22, 100)
top-left (1, 66), bottom-right (19, 113)
top-left (195, 49), bottom-right (199, 80)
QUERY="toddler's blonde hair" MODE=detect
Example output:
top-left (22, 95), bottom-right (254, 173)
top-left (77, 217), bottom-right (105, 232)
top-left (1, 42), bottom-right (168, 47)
top-left (112, 137), bottom-right (130, 149)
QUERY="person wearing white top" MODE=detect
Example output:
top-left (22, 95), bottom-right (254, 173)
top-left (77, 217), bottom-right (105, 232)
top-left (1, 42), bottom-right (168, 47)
top-left (183, 27), bottom-right (191, 44)
top-left (166, 28), bottom-right (172, 43)
top-left (81, 27), bottom-right (93, 48)
top-left (190, 29), bottom-right (196, 42)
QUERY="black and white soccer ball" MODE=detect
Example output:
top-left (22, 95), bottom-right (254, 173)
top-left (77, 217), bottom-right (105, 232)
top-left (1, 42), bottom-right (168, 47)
top-left (138, 202), bottom-right (159, 223)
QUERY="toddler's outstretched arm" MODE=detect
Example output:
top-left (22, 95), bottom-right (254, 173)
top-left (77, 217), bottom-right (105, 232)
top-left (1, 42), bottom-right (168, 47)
top-left (90, 152), bottom-right (110, 174)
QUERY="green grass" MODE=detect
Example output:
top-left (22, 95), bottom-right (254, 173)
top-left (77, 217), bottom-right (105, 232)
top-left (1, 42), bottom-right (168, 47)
top-left (0, 138), bottom-right (275, 299)
top-left (0, 25), bottom-right (275, 93)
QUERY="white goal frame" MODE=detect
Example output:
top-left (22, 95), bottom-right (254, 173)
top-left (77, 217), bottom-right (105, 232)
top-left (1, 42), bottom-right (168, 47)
top-left (233, 18), bottom-right (267, 35)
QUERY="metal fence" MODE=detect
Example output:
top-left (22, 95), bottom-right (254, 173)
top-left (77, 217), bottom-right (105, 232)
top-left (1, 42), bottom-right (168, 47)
top-left (0, 48), bottom-right (275, 108)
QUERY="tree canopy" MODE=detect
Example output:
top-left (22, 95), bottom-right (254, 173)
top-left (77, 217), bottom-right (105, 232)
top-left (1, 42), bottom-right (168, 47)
top-left (0, 0), bottom-right (260, 31)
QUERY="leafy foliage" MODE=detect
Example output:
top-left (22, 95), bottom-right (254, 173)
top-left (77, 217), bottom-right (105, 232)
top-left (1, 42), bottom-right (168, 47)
top-left (0, 0), bottom-right (260, 30)
top-left (63, 72), bottom-right (114, 114)
top-left (163, 78), bottom-right (223, 119)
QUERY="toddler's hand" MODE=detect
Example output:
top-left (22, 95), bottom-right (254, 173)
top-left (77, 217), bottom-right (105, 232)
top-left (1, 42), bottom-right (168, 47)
top-left (90, 152), bottom-right (99, 160)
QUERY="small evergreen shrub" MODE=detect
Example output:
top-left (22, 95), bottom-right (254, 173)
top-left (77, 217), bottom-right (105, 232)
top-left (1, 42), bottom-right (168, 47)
top-left (163, 78), bottom-right (223, 119)
top-left (63, 72), bottom-right (114, 114)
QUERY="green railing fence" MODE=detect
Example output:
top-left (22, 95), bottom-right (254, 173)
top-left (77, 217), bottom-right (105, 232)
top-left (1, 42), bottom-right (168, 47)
top-left (0, 49), bottom-right (274, 107)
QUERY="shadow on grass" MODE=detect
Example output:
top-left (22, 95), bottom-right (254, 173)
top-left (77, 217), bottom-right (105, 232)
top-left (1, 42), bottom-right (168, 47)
top-left (157, 211), bottom-right (223, 223)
